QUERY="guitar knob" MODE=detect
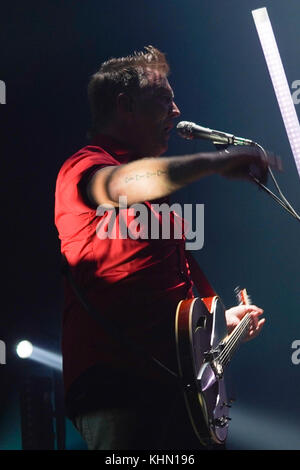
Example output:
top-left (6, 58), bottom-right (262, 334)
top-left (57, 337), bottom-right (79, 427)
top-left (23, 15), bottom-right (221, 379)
top-left (214, 416), bottom-right (231, 427)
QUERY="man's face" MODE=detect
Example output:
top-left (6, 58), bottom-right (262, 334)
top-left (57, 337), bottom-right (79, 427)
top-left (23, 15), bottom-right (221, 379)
top-left (128, 70), bottom-right (181, 157)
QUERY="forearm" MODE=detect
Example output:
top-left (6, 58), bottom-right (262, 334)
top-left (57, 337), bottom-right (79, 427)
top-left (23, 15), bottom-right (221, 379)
top-left (107, 151), bottom-right (224, 205)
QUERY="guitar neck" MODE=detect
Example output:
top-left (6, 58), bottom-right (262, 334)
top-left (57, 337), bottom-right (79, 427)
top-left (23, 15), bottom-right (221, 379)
top-left (218, 288), bottom-right (251, 367)
top-left (219, 314), bottom-right (251, 367)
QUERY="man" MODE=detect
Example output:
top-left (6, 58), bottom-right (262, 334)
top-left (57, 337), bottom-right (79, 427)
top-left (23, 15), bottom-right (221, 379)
top-left (55, 46), bottom-right (269, 450)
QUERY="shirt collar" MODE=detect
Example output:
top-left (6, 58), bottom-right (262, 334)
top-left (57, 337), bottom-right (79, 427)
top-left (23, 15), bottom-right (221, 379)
top-left (91, 134), bottom-right (139, 164)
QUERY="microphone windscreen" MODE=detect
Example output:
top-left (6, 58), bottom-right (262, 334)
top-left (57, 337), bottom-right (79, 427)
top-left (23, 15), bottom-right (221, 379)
top-left (176, 121), bottom-right (194, 139)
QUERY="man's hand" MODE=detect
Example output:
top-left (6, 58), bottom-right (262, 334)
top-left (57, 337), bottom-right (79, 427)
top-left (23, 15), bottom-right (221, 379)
top-left (225, 304), bottom-right (265, 342)
top-left (217, 145), bottom-right (282, 185)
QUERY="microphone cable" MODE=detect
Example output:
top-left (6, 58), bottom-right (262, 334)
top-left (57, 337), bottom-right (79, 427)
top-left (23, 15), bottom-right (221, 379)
top-left (249, 142), bottom-right (300, 222)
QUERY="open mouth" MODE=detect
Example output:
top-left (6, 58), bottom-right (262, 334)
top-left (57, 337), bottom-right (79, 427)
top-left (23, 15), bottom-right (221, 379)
top-left (164, 123), bottom-right (174, 133)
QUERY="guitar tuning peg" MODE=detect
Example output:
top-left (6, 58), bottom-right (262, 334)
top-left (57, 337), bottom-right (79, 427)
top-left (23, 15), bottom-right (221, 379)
top-left (234, 286), bottom-right (242, 304)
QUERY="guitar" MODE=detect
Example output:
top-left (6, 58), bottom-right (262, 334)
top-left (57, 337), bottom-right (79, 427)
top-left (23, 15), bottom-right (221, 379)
top-left (175, 287), bottom-right (252, 446)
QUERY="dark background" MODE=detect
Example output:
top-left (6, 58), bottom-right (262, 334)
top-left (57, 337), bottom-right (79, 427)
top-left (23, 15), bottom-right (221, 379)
top-left (0, 0), bottom-right (300, 450)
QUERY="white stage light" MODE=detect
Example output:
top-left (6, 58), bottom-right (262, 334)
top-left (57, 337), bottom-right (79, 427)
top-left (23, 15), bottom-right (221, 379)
top-left (16, 340), bottom-right (33, 359)
top-left (16, 340), bottom-right (62, 371)
top-left (252, 7), bottom-right (300, 179)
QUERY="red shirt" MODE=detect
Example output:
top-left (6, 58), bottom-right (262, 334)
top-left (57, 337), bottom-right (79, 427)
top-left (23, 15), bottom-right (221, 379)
top-left (55, 135), bottom-right (193, 401)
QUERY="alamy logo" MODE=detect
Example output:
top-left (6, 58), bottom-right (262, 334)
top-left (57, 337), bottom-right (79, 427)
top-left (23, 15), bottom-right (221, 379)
top-left (0, 340), bottom-right (6, 364)
top-left (0, 80), bottom-right (6, 104)
top-left (96, 196), bottom-right (204, 250)
top-left (292, 80), bottom-right (300, 105)
top-left (291, 340), bottom-right (300, 365)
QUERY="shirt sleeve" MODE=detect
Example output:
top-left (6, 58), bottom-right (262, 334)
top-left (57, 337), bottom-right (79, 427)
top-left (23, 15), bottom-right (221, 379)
top-left (56, 151), bottom-right (118, 215)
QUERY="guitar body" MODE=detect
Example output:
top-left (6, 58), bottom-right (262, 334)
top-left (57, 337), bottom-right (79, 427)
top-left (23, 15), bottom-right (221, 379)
top-left (175, 296), bottom-right (231, 446)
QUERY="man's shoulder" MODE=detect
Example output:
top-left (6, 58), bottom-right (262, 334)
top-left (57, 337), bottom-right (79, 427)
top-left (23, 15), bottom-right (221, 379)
top-left (54, 143), bottom-right (120, 214)
top-left (60, 144), bottom-right (118, 174)
top-left (56, 143), bottom-right (119, 186)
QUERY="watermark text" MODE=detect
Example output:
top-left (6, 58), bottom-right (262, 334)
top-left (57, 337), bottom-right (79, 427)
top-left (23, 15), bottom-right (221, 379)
top-left (96, 196), bottom-right (204, 250)
top-left (0, 340), bottom-right (6, 364)
top-left (292, 80), bottom-right (300, 105)
top-left (291, 340), bottom-right (300, 365)
top-left (0, 80), bottom-right (6, 104)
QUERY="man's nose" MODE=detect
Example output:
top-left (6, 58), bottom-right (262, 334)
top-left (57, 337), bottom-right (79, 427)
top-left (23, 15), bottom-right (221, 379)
top-left (170, 101), bottom-right (181, 118)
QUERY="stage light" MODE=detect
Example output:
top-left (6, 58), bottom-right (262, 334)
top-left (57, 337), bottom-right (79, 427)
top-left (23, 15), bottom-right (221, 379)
top-left (16, 341), bottom-right (62, 371)
top-left (16, 340), bottom-right (33, 359)
top-left (252, 7), bottom-right (300, 179)
top-left (29, 346), bottom-right (62, 371)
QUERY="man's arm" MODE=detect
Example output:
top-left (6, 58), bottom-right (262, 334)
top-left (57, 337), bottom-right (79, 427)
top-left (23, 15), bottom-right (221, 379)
top-left (87, 146), bottom-right (274, 207)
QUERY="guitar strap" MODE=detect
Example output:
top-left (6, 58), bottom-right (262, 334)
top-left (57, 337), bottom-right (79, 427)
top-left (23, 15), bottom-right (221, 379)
top-left (185, 251), bottom-right (217, 298)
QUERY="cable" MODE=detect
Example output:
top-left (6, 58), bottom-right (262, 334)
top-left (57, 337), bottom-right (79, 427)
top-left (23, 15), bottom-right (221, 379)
top-left (251, 142), bottom-right (300, 222)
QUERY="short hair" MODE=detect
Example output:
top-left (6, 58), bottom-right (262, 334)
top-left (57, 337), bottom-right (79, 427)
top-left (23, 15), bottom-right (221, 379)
top-left (87, 45), bottom-right (170, 138)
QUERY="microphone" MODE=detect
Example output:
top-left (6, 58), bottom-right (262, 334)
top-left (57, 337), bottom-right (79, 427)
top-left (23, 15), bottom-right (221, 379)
top-left (176, 121), bottom-right (255, 146)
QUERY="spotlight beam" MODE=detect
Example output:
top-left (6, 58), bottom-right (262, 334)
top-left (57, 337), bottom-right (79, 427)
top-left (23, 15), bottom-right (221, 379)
top-left (16, 341), bottom-right (62, 371)
top-left (30, 346), bottom-right (62, 371)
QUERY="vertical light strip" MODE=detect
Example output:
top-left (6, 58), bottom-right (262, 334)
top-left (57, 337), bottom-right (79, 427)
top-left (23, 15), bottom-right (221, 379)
top-left (252, 7), bottom-right (300, 179)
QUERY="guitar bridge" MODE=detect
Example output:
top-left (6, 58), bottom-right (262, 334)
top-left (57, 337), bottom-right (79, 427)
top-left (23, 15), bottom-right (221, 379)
top-left (203, 346), bottom-right (224, 379)
top-left (203, 342), bottom-right (225, 362)
top-left (211, 359), bottom-right (224, 378)
top-left (214, 416), bottom-right (231, 428)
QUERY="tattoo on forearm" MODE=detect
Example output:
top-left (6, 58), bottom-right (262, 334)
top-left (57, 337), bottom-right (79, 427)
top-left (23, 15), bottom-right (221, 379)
top-left (124, 169), bottom-right (167, 184)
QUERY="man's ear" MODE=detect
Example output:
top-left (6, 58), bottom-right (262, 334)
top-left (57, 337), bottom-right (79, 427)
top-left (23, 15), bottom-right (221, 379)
top-left (116, 93), bottom-right (134, 114)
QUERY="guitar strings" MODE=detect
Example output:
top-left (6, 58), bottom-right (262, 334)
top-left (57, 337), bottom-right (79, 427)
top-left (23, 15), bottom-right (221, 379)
top-left (218, 291), bottom-right (251, 365)
top-left (218, 323), bottom-right (250, 366)
top-left (219, 318), bottom-right (251, 366)
top-left (219, 315), bottom-right (251, 365)
top-left (218, 314), bottom-right (251, 366)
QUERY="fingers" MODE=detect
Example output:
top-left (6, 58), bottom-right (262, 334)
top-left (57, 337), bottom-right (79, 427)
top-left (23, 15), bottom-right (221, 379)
top-left (225, 304), bottom-right (266, 342)
top-left (237, 305), bottom-right (264, 319)
top-left (219, 145), bottom-right (282, 185)
top-left (244, 146), bottom-right (282, 173)
top-left (246, 317), bottom-right (266, 341)
top-left (244, 308), bottom-right (266, 341)
top-left (244, 147), bottom-right (268, 185)
top-left (248, 306), bottom-right (264, 328)
top-left (249, 162), bottom-right (269, 185)
top-left (235, 305), bottom-right (265, 342)
top-left (247, 305), bottom-right (264, 316)
top-left (250, 149), bottom-right (282, 186)
top-left (259, 148), bottom-right (283, 172)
